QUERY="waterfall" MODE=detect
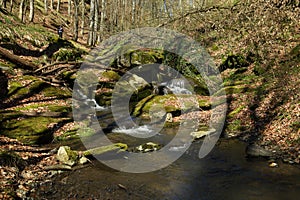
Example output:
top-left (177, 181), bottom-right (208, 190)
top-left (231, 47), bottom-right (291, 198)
top-left (166, 78), bottom-right (192, 95)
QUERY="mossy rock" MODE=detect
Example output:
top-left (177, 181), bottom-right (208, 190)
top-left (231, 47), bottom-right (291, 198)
top-left (8, 76), bottom-right (71, 99)
top-left (52, 48), bottom-right (85, 61)
top-left (130, 51), bottom-right (158, 65)
top-left (101, 70), bottom-right (121, 81)
top-left (0, 113), bottom-right (62, 144)
top-left (43, 86), bottom-right (72, 98)
top-left (133, 94), bottom-right (209, 118)
top-left (55, 129), bottom-right (79, 142)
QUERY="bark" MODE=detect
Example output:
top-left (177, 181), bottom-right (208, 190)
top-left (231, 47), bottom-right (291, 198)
top-left (80, 0), bottom-right (85, 35)
top-left (44, 0), bottom-right (47, 13)
top-left (29, 0), bottom-right (34, 22)
top-left (0, 46), bottom-right (37, 70)
top-left (56, 0), bottom-right (60, 12)
top-left (2, 0), bottom-right (7, 8)
top-left (87, 0), bottom-right (95, 46)
top-left (10, 0), bottom-right (13, 13)
top-left (94, 0), bottom-right (99, 44)
top-left (19, 0), bottom-right (25, 22)
top-left (68, 0), bottom-right (71, 15)
top-left (73, 0), bottom-right (79, 41)
top-left (99, 0), bottom-right (105, 40)
top-left (50, 0), bottom-right (53, 10)
top-left (131, 0), bottom-right (135, 24)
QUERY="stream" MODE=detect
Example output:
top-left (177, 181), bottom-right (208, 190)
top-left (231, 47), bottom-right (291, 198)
top-left (35, 126), bottom-right (300, 199)
top-left (36, 79), bottom-right (300, 199)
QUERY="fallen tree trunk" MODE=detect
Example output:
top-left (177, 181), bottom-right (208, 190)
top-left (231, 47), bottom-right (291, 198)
top-left (0, 46), bottom-right (37, 70)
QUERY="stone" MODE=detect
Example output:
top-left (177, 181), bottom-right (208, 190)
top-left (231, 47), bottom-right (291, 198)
top-left (78, 156), bottom-right (89, 165)
top-left (191, 128), bottom-right (216, 140)
top-left (56, 146), bottom-right (78, 166)
top-left (165, 113), bottom-right (173, 123)
top-left (135, 142), bottom-right (161, 153)
top-left (269, 162), bottom-right (278, 168)
top-left (246, 144), bottom-right (273, 157)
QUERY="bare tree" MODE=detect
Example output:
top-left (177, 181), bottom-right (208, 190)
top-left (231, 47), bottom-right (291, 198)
top-left (57, 0), bottom-right (61, 12)
top-left (88, 0), bottom-right (95, 46)
top-left (44, 0), bottom-right (48, 13)
top-left (29, 0), bottom-right (34, 22)
top-left (73, 0), bottom-right (79, 41)
top-left (19, 0), bottom-right (26, 22)
top-left (94, 0), bottom-right (99, 43)
top-left (99, 0), bottom-right (106, 40)
top-left (50, 0), bottom-right (53, 10)
top-left (1, 0), bottom-right (7, 8)
top-left (68, 0), bottom-right (72, 15)
top-left (80, 0), bottom-right (85, 35)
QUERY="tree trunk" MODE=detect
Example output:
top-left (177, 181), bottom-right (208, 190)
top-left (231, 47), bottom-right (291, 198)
top-left (94, 0), bottom-right (99, 44)
top-left (73, 0), bottom-right (79, 41)
top-left (9, 0), bottom-right (13, 13)
top-left (50, 0), bottom-right (53, 10)
top-left (0, 46), bottom-right (37, 70)
top-left (29, 0), bottom-right (34, 22)
top-left (88, 0), bottom-right (95, 46)
top-left (2, 0), bottom-right (7, 8)
top-left (19, 0), bottom-right (25, 22)
top-left (44, 0), bottom-right (47, 13)
top-left (80, 0), bottom-right (85, 35)
top-left (131, 0), bottom-right (135, 24)
top-left (99, 0), bottom-right (105, 40)
top-left (68, 0), bottom-right (71, 15)
top-left (56, 0), bottom-right (60, 12)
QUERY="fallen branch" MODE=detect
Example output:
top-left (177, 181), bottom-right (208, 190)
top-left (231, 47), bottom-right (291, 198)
top-left (0, 46), bottom-right (37, 70)
top-left (34, 61), bottom-right (81, 74)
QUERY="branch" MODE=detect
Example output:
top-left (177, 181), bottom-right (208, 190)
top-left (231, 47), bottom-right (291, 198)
top-left (0, 46), bottom-right (37, 70)
top-left (34, 61), bottom-right (81, 74)
top-left (157, 5), bottom-right (234, 28)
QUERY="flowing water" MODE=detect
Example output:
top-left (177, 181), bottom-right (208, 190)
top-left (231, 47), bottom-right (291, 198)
top-left (38, 82), bottom-right (300, 199)
top-left (36, 121), bottom-right (300, 200)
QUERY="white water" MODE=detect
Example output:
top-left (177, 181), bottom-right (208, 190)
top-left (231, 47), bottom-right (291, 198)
top-left (166, 79), bottom-right (192, 95)
top-left (112, 125), bottom-right (159, 137)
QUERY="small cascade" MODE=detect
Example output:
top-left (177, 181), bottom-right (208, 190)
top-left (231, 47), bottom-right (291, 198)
top-left (112, 125), bottom-right (157, 137)
top-left (166, 78), bottom-right (192, 94)
top-left (74, 89), bottom-right (107, 111)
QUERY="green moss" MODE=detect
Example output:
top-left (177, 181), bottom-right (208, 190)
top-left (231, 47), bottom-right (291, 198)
top-left (43, 86), bottom-right (72, 98)
top-left (133, 94), bottom-right (209, 117)
top-left (8, 81), bottom-right (24, 96)
top-left (227, 119), bottom-right (242, 133)
top-left (228, 105), bottom-right (245, 118)
top-left (101, 70), bottom-right (121, 81)
top-left (55, 129), bottom-right (79, 141)
top-left (214, 85), bottom-right (250, 96)
top-left (0, 114), bottom-right (61, 144)
top-left (52, 48), bottom-right (85, 61)
top-left (48, 105), bottom-right (72, 112)
top-left (211, 44), bottom-right (219, 51)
